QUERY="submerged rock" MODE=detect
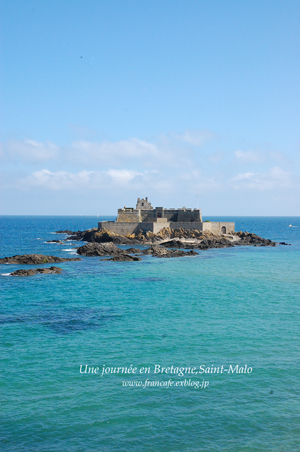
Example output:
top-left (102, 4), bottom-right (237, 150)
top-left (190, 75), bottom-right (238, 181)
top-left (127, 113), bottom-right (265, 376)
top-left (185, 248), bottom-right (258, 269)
top-left (143, 246), bottom-right (198, 258)
top-left (55, 230), bottom-right (78, 235)
top-left (0, 254), bottom-right (81, 265)
top-left (105, 254), bottom-right (142, 262)
top-left (10, 266), bottom-right (62, 276)
top-left (46, 240), bottom-right (64, 244)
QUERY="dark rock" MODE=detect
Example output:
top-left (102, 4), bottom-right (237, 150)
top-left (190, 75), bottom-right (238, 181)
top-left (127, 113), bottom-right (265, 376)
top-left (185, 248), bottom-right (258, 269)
top-left (55, 230), bottom-right (78, 235)
top-left (0, 254), bottom-right (81, 265)
top-left (46, 240), bottom-right (64, 244)
top-left (143, 246), bottom-right (197, 258)
top-left (279, 242), bottom-right (291, 245)
top-left (105, 254), bottom-right (141, 262)
top-left (10, 266), bottom-right (62, 276)
top-left (187, 250), bottom-right (198, 256)
top-left (77, 242), bottom-right (125, 257)
top-left (126, 247), bottom-right (142, 254)
top-left (142, 245), bottom-right (161, 255)
top-left (153, 248), bottom-right (198, 258)
top-left (161, 239), bottom-right (188, 248)
top-left (235, 231), bottom-right (276, 246)
top-left (161, 237), bottom-right (234, 251)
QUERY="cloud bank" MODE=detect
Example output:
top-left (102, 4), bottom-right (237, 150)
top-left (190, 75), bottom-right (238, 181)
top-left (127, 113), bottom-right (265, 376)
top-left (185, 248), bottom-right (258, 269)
top-left (1, 130), bottom-right (299, 214)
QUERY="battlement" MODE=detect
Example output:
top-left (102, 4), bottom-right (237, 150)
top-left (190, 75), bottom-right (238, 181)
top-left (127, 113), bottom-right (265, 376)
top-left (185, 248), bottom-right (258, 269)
top-left (117, 199), bottom-right (202, 223)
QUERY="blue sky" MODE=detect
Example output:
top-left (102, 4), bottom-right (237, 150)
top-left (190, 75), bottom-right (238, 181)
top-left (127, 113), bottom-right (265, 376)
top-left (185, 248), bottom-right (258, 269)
top-left (1, 0), bottom-right (300, 215)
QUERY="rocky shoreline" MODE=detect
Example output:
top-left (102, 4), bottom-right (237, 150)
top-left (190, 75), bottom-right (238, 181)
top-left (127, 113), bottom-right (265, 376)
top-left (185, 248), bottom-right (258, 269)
top-left (0, 227), bottom-right (290, 276)
top-left (56, 226), bottom-right (285, 248)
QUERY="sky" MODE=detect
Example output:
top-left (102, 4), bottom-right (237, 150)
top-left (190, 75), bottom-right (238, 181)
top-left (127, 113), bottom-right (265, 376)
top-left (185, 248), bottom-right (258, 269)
top-left (1, 0), bottom-right (300, 215)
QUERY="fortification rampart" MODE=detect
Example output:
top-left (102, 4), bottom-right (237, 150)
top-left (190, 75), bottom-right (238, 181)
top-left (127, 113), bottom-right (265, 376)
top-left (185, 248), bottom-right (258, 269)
top-left (98, 221), bottom-right (167, 235)
top-left (98, 220), bottom-right (235, 236)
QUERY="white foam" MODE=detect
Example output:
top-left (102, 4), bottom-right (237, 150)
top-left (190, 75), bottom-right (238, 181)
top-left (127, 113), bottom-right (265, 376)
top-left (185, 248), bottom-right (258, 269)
top-left (63, 249), bottom-right (74, 251)
top-left (2, 273), bottom-right (11, 276)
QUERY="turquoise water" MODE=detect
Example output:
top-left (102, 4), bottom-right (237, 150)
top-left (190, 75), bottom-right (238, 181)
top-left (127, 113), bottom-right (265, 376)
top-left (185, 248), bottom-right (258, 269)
top-left (1, 216), bottom-right (300, 451)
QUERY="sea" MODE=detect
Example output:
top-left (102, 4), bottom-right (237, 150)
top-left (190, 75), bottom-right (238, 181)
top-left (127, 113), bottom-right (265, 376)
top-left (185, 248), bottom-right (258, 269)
top-left (1, 216), bottom-right (300, 452)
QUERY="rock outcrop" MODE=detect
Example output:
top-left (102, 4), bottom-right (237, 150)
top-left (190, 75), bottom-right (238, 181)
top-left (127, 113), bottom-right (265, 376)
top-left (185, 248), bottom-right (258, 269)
top-left (77, 242), bottom-right (125, 256)
top-left (160, 238), bottom-right (234, 250)
top-left (10, 266), bottom-right (62, 276)
top-left (0, 254), bottom-right (81, 265)
top-left (57, 226), bottom-right (279, 251)
top-left (142, 245), bottom-right (198, 258)
top-left (125, 248), bottom-right (142, 254)
top-left (105, 254), bottom-right (142, 262)
top-left (234, 231), bottom-right (276, 246)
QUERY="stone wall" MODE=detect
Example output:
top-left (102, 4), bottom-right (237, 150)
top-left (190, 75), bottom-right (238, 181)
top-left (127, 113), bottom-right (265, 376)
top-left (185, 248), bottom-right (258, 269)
top-left (138, 208), bottom-right (202, 222)
top-left (177, 209), bottom-right (202, 222)
top-left (202, 222), bottom-right (235, 234)
top-left (140, 210), bottom-right (157, 222)
top-left (169, 222), bottom-right (203, 231)
top-left (98, 220), bottom-right (235, 235)
top-left (98, 221), bottom-right (164, 235)
top-left (116, 209), bottom-right (141, 223)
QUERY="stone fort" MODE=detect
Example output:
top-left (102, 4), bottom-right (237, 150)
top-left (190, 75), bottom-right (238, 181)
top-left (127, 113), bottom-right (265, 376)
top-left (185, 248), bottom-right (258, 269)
top-left (98, 198), bottom-right (235, 235)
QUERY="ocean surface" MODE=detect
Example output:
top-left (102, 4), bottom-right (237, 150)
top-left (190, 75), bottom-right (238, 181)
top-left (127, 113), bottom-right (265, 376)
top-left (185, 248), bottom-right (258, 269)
top-left (1, 216), bottom-right (300, 452)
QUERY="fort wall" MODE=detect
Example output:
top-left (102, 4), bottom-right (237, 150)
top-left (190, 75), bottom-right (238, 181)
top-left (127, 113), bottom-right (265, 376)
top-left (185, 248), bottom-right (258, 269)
top-left (202, 222), bottom-right (235, 234)
top-left (116, 209), bottom-right (141, 223)
top-left (98, 220), bottom-right (235, 236)
top-left (98, 221), bottom-right (167, 235)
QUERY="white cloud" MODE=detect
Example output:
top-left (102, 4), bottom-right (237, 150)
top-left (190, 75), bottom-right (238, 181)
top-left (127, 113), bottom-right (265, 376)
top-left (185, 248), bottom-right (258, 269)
top-left (234, 149), bottom-right (289, 165)
top-left (0, 139), bottom-right (59, 162)
top-left (23, 169), bottom-right (95, 190)
top-left (234, 150), bottom-right (264, 163)
top-left (1, 136), bottom-right (192, 168)
top-left (180, 169), bottom-right (220, 190)
top-left (105, 169), bottom-right (142, 184)
top-left (71, 138), bottom-right (159, 166)
top-left (230, 167), bottom-right (296, 190)
top-left (21, 168), bottom-right (152, 190)
top-left (175, 130), bottom-right (214, 146)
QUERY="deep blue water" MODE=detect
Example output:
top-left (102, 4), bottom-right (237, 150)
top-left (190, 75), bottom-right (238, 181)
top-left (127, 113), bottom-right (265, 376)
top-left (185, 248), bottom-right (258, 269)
top-left (1, 216), bottom-right (300, 451)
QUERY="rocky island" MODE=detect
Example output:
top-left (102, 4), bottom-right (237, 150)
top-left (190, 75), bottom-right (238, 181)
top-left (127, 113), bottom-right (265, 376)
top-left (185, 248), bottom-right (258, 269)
top-left (0, 198), bottom-right (290, 276)
top-left (56, 197), bottom-right (281, 250)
